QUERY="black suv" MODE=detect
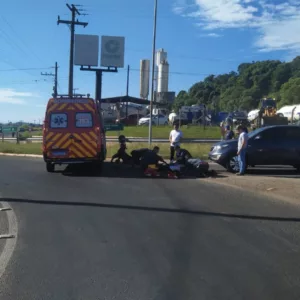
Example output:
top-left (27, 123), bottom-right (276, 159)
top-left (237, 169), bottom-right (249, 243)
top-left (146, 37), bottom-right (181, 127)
top-left (209, 125), bottom-right (300, 173)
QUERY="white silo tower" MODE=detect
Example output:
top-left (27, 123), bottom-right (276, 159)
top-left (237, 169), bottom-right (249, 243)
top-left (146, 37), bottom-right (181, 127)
top-left (156, 48), bottom-right (167, 66)
top-left (157, 61), bottom-right (169, 93)
top-left (140, 59), bottom-right (150, 99)
top-left (156, 49), bottom-right (169, 93)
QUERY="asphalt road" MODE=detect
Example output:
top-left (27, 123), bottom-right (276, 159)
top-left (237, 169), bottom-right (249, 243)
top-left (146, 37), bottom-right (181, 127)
top-left (1, 156), bottom-right (300, 299)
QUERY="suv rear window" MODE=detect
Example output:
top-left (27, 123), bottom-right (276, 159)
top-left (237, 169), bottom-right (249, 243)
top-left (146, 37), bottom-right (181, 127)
top-left (50, 113), bottom-right (68, 128)
top-left (76, 112), bottom-right (93, 128)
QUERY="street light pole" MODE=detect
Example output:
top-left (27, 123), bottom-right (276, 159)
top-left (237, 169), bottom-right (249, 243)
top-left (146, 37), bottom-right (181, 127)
top-left (148, 0), bottom-right (158, 146)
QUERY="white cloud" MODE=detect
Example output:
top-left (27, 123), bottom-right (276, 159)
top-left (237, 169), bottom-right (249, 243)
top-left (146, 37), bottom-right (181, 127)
top-left (172, 0), bottom-right (197, 15)
top-left (0, 88), bottom-right (37, 105)
top-left (174, 0), bottom-right (300, 54)
top-left (201, 33), bottom-right (223, 37)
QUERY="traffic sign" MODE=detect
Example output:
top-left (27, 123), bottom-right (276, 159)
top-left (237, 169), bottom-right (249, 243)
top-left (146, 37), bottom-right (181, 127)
top-left (1, 126), bottom-right (18, 133)
top-left (104, 124), bottom-right (124, 131)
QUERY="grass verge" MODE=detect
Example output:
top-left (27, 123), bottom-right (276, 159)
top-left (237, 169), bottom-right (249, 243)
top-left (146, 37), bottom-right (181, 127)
top-left (20, 126), bottom-right (220, 139)
top-left (107, 125), bottom-right (220, 139)
top-left (0, 142), bottom-right (212, 160)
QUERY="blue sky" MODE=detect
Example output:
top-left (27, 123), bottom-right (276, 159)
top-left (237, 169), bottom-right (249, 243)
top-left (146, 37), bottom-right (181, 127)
top-left (1, 0), bottom-right (300, 122)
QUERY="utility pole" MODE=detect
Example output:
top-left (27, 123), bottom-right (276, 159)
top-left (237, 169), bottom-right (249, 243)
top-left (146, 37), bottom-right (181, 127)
top-left (57, 4), bottom-right (88, 97)
top-left (54, 62), bottom-right (58, 97)
top-left (126, 65), bottom-right (130, 119)
top-left (149, 0), bottom-right (158, 146)
top-left (41, 62), bottom-right (59, 97)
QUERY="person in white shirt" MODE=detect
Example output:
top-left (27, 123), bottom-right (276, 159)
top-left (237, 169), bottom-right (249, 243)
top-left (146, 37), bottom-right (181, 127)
top-left (169, 123), bottom-right (183, 161)
top-left (236, 125), bottom-right (248, 176)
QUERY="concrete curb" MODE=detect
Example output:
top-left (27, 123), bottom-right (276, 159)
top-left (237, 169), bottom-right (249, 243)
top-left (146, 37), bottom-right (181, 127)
top-left (0, 153), bottom-right (43, 158)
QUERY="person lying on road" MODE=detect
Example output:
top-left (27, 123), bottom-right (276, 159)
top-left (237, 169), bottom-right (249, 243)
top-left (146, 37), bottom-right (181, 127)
top-left (140, 146), bottom-right (168, 171)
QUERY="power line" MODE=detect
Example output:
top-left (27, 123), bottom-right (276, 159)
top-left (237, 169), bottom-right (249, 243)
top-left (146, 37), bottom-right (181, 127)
top-left (1, 16), bottom-right (44, 64)
top-left (0, 27), bottom-right (28, 57)
top-left (118, 68), bottom-right (214, 77)
top-left (0, 67), bottom-right (52, 72)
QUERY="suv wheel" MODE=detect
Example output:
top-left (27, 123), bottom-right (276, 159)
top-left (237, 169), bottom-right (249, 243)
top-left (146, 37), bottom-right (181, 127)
top-left (226, 156), bottom-right (240, 173)
top-left (46, 162), bottom-right (55, 173)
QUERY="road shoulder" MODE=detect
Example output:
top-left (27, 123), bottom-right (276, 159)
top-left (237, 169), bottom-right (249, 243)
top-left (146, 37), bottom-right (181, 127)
top-left (0, 202), bottom-right (9, 258)
top-left (0, 200), bottom-right (18, 279)
top-left (203, 173), bottom-right (300, 205)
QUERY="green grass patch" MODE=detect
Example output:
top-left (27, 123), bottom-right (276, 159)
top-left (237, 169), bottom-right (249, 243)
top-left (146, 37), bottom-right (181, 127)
top-left (19, 126), bottom-right (219, 139)
top-left (0, 142), bottom-right (212, 160)
top-left (19, 131), bottom-right (43, 139)
top-left (0, 142), bottom-right (42, 155)
top-left (106, 125), bottom-right (220, 139)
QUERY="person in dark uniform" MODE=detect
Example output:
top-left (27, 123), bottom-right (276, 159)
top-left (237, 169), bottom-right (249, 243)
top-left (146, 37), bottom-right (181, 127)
top-left (111, 135), bottom-right (132, 164)
top-left (174, 145), bottom-right (192, 164)
top-left (140, 146), bottom-right (168, 171)
top-left (174, 145), bottom-right (209, 176)
top-left (187, 109), bottom-right (193, 124)
top-left (131, 148), bottom-right (149, 166)
top-left (225, 125), bottom-right (235, 140)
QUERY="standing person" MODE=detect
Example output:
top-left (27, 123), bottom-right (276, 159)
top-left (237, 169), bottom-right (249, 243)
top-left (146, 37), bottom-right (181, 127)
top-left (187, 109), bottom-right (193, 125)
top-left (203, 105), bottom-right (207, 129)
top-left (225, 125), bottom-right (235, 140)
top-left (236, 125), bottom-right (248, 176)
top-left (169, 123), bottom-right (183, 162)
top-left (220, 121), bottom-right (225, 140)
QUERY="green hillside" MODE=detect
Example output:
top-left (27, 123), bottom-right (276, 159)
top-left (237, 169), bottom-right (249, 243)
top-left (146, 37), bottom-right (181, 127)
top-left (174, 56), bottom-right (300, 112)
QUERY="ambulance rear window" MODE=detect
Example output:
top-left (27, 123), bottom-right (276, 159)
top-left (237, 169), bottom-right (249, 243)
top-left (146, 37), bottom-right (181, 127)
top-left (50, 113), bottom-right (68, 128)
top-left (76, 112), bottom-right (93, 128)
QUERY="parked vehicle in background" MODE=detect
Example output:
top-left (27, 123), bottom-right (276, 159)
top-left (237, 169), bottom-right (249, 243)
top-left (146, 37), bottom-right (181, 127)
top-left (116, 114), bottom-right (143, 126)
top-left (209, 125), bottom-right (300, 173)
top-left (138, 114), bottom-right (169, 126)
top-left (277, 104), bottom-right (300, 123)
top-left (248, 98), bottom-right (288, 129)
top-left (43, 97), bottom-right (106, 173)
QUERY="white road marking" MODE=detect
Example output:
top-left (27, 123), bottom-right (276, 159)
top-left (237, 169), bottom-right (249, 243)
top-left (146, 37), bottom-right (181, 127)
top-left (0, 207), bottom-right (11, 212)
top-left (0, 234), bottom-right (15, 239)
top-left (0, 197), bottom-right (18, 279)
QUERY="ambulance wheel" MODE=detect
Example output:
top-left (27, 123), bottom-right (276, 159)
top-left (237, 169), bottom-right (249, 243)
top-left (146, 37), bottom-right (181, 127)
top-left (46, 162), bottom-right (55, 173)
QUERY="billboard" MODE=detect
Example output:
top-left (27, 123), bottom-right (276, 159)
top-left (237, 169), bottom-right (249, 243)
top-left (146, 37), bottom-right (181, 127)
top-left (74, 34), bottom-right (99, 66)
top-left (101, 36), bottom-right (125, 68)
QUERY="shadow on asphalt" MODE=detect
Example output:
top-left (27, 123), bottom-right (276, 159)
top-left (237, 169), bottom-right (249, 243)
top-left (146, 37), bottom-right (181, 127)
top-left (59, 162), bottom-right (225, 180)
top-left (245, 167), bottom-right (300, 179)
top-left (216, 166), bottom-right (300, 179)
top-left (3, 197), bottom-right (300, 222)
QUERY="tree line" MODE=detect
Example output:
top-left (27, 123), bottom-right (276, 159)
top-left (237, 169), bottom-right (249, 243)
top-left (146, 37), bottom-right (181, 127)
top-left (173, 56), bottom-right (300, 112)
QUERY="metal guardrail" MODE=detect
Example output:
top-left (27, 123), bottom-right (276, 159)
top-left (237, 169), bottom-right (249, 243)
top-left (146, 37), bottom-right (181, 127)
top-left (2, 138), bottom-right (17, 141)
top-left (2, 137), bottom-right (219, 144)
